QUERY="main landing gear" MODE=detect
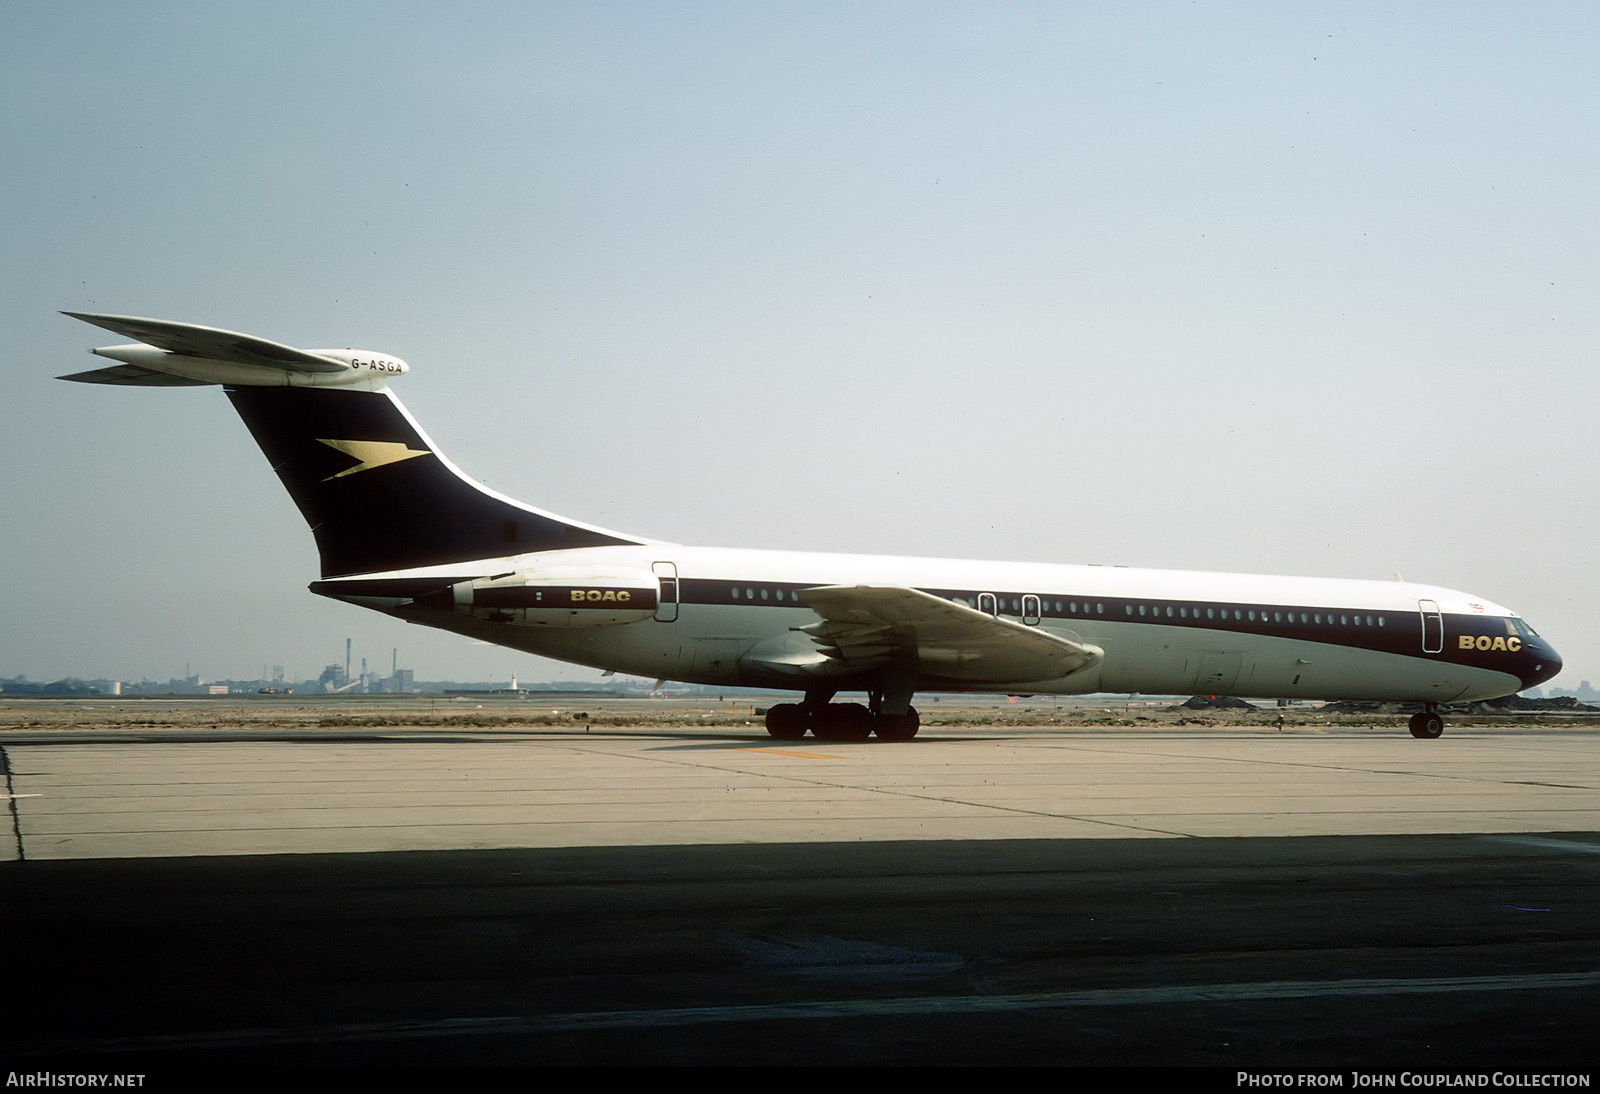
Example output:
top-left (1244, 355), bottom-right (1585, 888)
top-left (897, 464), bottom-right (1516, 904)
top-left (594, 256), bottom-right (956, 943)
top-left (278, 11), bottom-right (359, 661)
top-left (1408, 704), bottom-right (1445, 739)
top-left (765, 687), bottom-right (921, 742)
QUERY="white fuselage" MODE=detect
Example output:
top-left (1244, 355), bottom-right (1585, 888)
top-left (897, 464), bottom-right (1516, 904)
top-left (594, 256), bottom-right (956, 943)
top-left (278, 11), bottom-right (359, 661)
top-left (324, 544), bottom-right (1545, 704)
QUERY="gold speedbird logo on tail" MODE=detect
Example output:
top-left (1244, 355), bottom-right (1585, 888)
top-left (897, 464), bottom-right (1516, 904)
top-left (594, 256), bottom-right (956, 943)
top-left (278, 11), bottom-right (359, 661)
top-left (316, 438), bottom-right (430, 481)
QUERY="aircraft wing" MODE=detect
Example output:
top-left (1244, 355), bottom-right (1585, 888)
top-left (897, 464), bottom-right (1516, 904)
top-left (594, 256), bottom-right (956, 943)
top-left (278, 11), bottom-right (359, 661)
top-left (794, 585), bottom-right (1102, 684)
top-left (62, 312), bottom-right (350, 374)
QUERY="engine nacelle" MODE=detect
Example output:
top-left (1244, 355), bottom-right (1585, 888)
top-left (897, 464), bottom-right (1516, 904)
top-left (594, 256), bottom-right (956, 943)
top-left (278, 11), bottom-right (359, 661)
top-left (453, 567), bottom-right (659, 627)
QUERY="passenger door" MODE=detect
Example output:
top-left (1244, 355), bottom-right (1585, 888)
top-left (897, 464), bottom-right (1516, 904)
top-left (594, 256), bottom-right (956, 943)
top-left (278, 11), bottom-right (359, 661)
top-left (1418, 599), bottom-right (1443, 654)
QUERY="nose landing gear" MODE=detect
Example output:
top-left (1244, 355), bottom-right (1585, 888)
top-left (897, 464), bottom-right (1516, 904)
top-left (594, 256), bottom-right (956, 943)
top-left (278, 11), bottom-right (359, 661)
top-left (1408, 705), bottom-right (1445, 739)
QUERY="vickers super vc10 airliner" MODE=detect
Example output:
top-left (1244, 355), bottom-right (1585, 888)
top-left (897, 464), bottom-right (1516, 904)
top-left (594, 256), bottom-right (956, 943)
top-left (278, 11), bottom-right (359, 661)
top-left (60, 312), bottom-right (1561, 741)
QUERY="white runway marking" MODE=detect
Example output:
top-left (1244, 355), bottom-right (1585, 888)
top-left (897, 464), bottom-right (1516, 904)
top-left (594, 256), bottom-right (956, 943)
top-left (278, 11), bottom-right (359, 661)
top-left (1482, 834), bottom-right (1600, 856)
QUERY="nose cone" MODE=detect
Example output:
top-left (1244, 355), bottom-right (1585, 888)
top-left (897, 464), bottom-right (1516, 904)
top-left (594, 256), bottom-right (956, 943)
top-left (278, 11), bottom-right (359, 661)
top-left (1518, 638), bottom-right (1563, 691)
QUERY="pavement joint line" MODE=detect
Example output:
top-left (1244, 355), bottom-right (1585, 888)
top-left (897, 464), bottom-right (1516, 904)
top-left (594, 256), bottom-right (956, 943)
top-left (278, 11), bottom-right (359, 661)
top-left (557, 740), bottom-right (1197, 837)
top-left (1014, 739), bottom-right (1597, 792)
top-left (1, 745), bottom-right (24, 861)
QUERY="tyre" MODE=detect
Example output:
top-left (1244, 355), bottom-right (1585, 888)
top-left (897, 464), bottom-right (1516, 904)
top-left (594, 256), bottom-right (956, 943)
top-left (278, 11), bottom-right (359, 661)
top-left (1408, 711), bottom-right (1444, 739)
top-left (813, 703), bottom-right (873, 742)
top-left (874, 706), bottom-right (920, 741)
top-left (765, 702), bottom-right (808, 740)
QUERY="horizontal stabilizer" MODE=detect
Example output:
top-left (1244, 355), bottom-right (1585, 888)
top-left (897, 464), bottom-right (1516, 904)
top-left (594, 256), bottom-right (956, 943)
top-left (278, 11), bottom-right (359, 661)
top-left (61, 311), bottom-right (410, 389)
top-left (62, 312), bottom-right (350, 373)
top-left (57, 363), bottom-right (208, 387)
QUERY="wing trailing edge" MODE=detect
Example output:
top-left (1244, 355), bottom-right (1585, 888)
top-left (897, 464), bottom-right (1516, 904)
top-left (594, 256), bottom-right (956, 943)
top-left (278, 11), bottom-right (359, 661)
top-left (772, 584), bottom-right (1104, 685)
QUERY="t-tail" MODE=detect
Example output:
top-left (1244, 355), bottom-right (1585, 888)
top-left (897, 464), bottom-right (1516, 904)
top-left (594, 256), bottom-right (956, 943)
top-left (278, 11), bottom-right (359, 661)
top-left (59, 313), bottom-right (644, 577)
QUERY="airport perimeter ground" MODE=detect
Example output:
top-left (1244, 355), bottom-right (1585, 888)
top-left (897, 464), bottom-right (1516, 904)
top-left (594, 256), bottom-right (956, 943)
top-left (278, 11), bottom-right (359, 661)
top-left (3, 695), bottom-right (1599, 1070)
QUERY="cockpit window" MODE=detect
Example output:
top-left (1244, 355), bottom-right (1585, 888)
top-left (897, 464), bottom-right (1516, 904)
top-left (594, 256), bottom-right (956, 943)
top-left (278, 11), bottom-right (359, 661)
top-left (1509, 617), bottom-right (1540, 638)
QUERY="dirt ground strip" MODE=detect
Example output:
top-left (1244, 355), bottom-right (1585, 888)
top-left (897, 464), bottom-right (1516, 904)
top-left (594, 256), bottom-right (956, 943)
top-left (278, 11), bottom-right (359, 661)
top-left (3, 694), bottom-right (1597, 733)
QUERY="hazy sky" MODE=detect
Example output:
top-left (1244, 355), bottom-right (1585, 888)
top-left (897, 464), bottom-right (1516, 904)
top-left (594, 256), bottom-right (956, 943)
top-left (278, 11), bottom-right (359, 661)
top-left (3, 2), bottom-right (1597, 687)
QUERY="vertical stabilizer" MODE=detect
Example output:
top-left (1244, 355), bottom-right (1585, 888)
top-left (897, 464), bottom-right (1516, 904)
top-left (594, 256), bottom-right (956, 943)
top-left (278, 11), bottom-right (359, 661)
top-left (225, 385), bottom-right (642, 577)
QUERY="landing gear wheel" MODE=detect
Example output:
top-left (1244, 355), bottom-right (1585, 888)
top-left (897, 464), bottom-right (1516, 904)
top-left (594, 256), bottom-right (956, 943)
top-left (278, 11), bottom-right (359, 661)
top-left (1408, 711), bottom-right (1444, 739)
top-left (874, 706), bottom-right (920, 741)
top-left (812, 703), bottom-right (874, 742)
top-left (765, 702), bottom-right (808, 741)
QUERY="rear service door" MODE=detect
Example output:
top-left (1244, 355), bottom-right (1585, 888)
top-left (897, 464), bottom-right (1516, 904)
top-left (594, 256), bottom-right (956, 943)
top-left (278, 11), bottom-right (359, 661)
top-left (653, 562), bottom-right (679, 622)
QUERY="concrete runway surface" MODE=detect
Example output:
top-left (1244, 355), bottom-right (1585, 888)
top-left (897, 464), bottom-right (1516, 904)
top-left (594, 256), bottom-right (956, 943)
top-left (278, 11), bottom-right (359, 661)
top-left (2, 710), bottom-right (1598, 1067)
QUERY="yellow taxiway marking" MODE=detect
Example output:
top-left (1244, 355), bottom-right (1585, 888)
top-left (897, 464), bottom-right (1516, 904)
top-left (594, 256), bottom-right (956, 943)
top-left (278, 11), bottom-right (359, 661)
top-left (739, 748), bottom-right (844, 759)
